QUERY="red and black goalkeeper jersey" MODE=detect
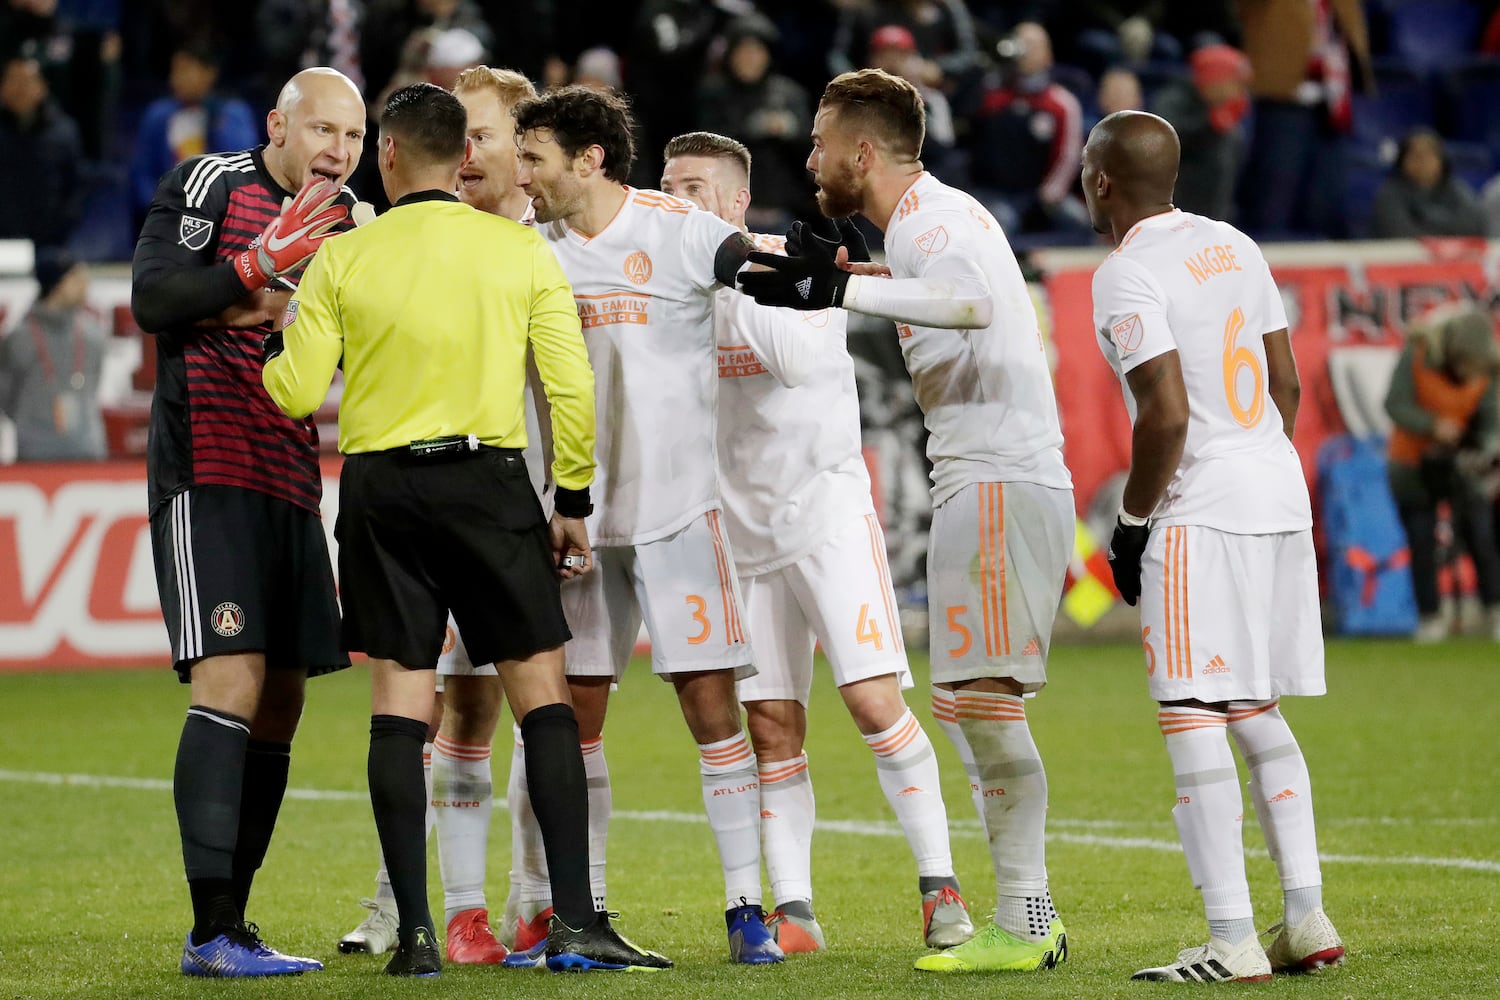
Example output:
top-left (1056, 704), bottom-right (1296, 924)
top-left (131, 146), bottom-right (356, 514)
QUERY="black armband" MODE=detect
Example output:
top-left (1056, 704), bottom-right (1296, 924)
top-left (713, 232), bottom-right (756, 288)
top-left (553, 486), bottom-right (593, 519)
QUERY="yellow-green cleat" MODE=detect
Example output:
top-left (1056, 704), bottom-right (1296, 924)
top-left (913, 919), bottom-right (1067, 972)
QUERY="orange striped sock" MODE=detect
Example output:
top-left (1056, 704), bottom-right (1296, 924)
top-left (699, 733), bottom-right (762, 908)
top-left (955, 690), bottom-right (1050, 908)
top-left (758, 754), bottom-right (813, 906)
top-left (864, 710), bottom-right (953, 877)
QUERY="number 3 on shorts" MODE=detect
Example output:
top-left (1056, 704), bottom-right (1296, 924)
top-left (686, 594), bottom-right (711, 645)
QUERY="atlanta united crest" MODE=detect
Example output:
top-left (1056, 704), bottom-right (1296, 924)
top-left (211, 602), bottom-right (245, 637)
top-left (178, 215), bottom-right (214, 251)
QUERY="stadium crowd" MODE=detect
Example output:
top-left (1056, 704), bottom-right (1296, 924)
top-left (10, 0), bottom-right (1500, 260)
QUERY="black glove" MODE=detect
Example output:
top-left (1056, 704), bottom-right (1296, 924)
top-left (262, 329), bottom-right (285, 364)
top-left (785, 215), bottom-right (871, 264)
top-left (1107, 516), bottom-right (1151, 607)
top-left (738, 221), bottom-right (850, 310)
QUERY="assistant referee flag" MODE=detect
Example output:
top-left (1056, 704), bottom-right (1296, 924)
top-left (263, 191), bottom-right (595, 492)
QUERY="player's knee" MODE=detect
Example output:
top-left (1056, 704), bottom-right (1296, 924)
top-left (839, 674), bottom-right (907, 735)
top-left (745, 701), bottom-right (804, 761)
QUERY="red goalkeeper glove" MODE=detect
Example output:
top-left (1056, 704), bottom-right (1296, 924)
top-left (235, 178), bottom-right (348, 290)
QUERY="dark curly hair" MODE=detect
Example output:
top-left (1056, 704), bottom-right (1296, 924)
top-left (512, 85), bottom-right (637, 183)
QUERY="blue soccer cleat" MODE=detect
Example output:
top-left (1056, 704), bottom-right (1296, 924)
top-left (544, 912), bottom-right (672, 972)
top-left (726, 900), bottom-right (785, 965)
top-left (502, 936), bottom-right (548, 969)
top-left (180, 923), bottom-right (310, 978)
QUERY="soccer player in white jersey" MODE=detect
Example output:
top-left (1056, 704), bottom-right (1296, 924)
top-left (1081, 111), bottom-right (1343, 984)
top-left (659, 130), bottom-right (974, 954)
top-left (739, 68), bottom-right (1073, 974)
top-left (512, 86), bottom-right (782, 966)
top-left (337, 66), bottom-right (559, 966)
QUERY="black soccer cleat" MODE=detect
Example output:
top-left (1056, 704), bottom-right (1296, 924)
top-left (545, 912), bottom-right (673, 971)
top-left (383, 926), bottom-right (442, 977)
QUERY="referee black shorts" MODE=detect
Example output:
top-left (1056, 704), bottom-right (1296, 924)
top-left (150, 485), bottom-right (349, 681)
top-left (336, 446), bottom-right (570, 670)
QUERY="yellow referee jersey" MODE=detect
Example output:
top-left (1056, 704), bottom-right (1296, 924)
top-left (262, 190), bottom-right (595, 491)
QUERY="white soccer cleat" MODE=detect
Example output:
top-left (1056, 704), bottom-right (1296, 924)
top-left (1263, 908), bottom-right (1345, 973)
top-left (337, 897), bottom-right (399, 954)
top-left (1131, 935), bottom-right (1272, 983)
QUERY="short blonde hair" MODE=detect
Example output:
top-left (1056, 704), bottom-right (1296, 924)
top-left (453, 65), bottom-right (537, 110)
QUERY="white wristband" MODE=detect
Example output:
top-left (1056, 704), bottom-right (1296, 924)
top-left (1118, 508), bottom-right (1150, 527)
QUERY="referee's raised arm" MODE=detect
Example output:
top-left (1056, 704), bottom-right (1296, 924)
top-left (257, 82), bottom-right (612, 978)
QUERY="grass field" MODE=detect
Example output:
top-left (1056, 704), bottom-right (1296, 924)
top-left (1, 639), bottom-right (1497, 999)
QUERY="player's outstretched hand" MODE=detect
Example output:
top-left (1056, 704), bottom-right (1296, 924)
top-left (1107, 517), bottom-right (1151, 606)
top-left (739, 220), bottom-right (851, 310)
top-left (785, 216), bottom-right (871, 264)
top-left (236, 178), bottom-right (348, 289)
top-left (550, 512), bottom-right (594, 579)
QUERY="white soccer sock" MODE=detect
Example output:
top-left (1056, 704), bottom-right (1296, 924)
top-left (581, 736), bottom-right (611, 912)
top-left (1160, 706), bottom-right (1255, 942)
top-left (432, 733), bottom-right (492, 922)
top-left (931, 687), bottom-right (986, 837)
top-left (424, 742), bottom-right (436, 836)
top-left (758, 753), bottom-right (815, 906)
top-left (1228, 700), bottom-right (1324, 924)
top-left (507, 727), bottom-right (552, 919)
top-left (864, 709), bottom-right (954, 878)
top-left (700, 732), bottom-right (763, 909)
top-left (956, 691), bottom-right (1052, 938)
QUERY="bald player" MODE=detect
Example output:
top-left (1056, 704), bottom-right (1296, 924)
top-left (132, 67), bottom-right (367, 978)
top-left (1081, 110), bottom-right (1344, 984)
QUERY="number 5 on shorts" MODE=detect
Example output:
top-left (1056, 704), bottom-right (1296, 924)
top-left (946, 605), bottom-right (972, 658)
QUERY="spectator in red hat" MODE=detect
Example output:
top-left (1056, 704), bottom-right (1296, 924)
top-left (1152, 43), bottom-right (1252, 221)
top-left (866, 24), bottom-right (956, 165)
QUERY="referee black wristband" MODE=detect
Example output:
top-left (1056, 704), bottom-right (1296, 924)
top-left (554, 486), bottom-right (593, 519)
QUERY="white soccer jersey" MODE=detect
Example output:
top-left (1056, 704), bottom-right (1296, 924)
top-left (715, 233), bottom-right (874, 576)
top-left (1091, 209), bottom-right (1310, 533)
top-left (538, 187), bottom-right (740, 546)
top-left (883, 172), bottom-right (1071, 504)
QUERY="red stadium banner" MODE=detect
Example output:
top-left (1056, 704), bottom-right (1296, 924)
top-left (1043, 245), bottom-right (1499, 519)
top-left (0, 457), bottom-right (343, 671)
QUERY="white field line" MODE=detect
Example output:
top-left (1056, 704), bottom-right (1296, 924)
top-left (4, 768), bottom-right (1498, 874)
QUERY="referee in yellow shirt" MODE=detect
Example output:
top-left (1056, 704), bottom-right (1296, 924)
top-left (263, 82), bottom-right (647, 978)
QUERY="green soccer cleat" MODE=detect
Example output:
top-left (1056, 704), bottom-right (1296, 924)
top-left (914, 919), bottom-right (1067, 973)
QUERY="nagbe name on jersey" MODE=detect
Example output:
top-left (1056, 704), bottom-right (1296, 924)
top-left (576, 293), bottom-right (650, 329)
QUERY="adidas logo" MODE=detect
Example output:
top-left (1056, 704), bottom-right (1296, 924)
top-left (1268, 788), bottom-right (1298, 803)
top-left (1201, 654), bottom-right (1229, 674)
top-left (760, 809), bottom-right (778, 819)
top-left (1021, 637), bottom-right (1042, 656)
top-left (795, 277), bottom-right (813, 300)
top-left (896, 786), bottom-right (924, 797)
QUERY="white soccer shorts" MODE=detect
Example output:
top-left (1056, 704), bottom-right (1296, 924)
top-left (927, 481), bottom-right (1074, 689)
top-left (1139, 525), bottom-right (1325, 703)
top-left (561, 509), bottom-right (755, 681)
top-left (737, 513), bottom-right (912, 704)
top-left (436, 613), bottom-right (499, 677)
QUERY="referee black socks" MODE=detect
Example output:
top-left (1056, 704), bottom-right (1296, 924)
top-left (521, 703), bottom-right (596, 928)
top-left (368, 714), bottom-right (435, 940)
